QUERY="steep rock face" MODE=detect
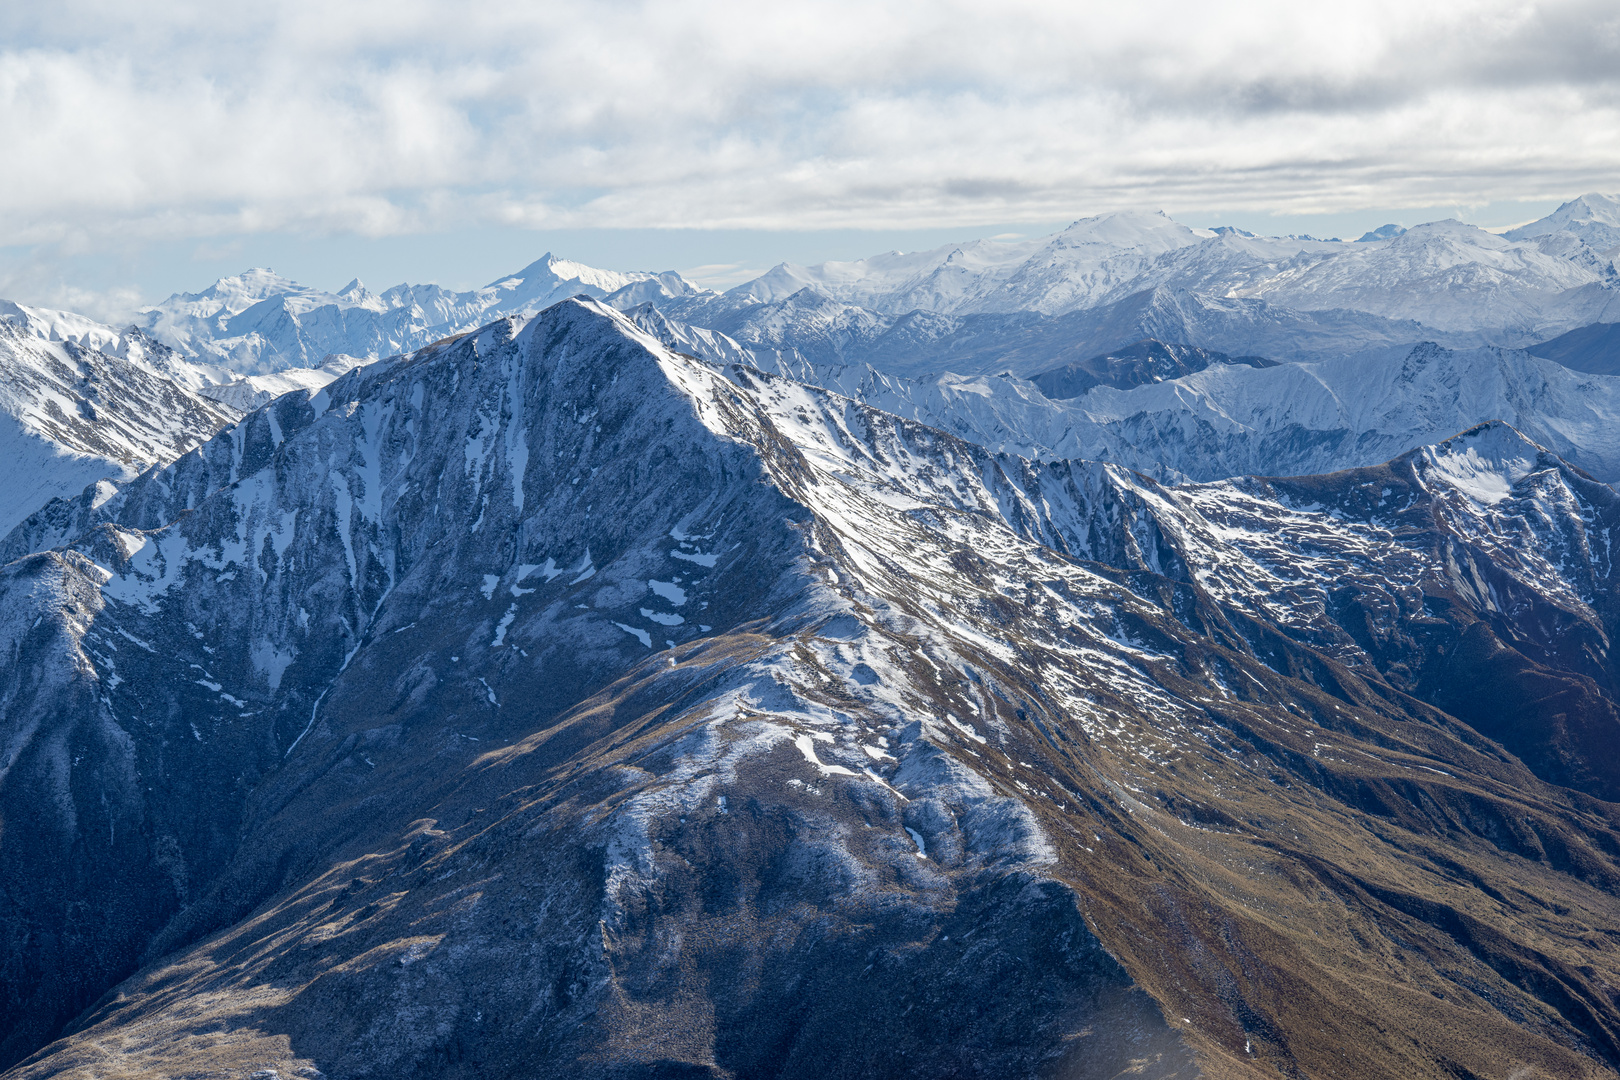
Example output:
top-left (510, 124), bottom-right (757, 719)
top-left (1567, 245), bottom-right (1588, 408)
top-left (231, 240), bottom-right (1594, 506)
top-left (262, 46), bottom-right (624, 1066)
top-left (4, 304), bottom-right (1620, 1079)
top-left (1006, 422), bottom-right (1620, 801)
top-left (0, 306), bottom-right (239, 537)
top-left (0, 301), bottom-right (1190, 1077)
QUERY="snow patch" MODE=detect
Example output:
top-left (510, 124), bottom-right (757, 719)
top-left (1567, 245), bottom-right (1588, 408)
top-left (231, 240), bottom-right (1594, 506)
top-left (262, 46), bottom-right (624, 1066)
top-left (492, 604), bottom-right (518, 646)
top-left (794, 733), bottom-right (858, 777)
top-left (251, 640), bottom-right (296, 690)
top-left (615, 622), bottom-right (652, 647)
top-left (648, 579), bottom-right (687, 605)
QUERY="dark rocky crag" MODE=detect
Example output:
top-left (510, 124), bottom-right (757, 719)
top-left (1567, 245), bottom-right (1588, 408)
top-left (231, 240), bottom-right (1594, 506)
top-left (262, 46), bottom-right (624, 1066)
top-left (0, 300), bottom-right (1617, 1079)
top-left (1028, 339), bottom-right (1275, 400)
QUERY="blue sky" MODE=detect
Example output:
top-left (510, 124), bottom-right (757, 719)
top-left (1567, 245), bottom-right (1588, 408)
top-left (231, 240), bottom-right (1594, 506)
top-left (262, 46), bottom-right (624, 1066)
top-left (0, 1), bottom-right (1613, 316)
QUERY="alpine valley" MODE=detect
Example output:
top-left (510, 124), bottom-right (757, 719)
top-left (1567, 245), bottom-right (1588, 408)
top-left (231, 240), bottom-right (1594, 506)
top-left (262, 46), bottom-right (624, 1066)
top-left (2, 196), bottom-right (1620, 1080)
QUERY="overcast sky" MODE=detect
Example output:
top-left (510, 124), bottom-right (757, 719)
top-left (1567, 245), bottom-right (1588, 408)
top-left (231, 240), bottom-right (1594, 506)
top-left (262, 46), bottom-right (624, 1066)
top-left (1, 0), bottom-right (1616, 316)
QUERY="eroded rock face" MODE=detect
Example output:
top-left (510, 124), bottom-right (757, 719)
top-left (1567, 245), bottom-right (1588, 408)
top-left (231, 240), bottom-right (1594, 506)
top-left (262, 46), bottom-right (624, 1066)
top-left (3, 301), bottom-right (1620, 1080)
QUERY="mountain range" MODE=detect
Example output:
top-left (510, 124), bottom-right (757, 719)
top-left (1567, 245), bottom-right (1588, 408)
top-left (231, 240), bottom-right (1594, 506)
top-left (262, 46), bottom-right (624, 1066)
top-left (2, 196), bottom-right (1620, 1079)
top-left (110, 191), bottom-right (1620, 382)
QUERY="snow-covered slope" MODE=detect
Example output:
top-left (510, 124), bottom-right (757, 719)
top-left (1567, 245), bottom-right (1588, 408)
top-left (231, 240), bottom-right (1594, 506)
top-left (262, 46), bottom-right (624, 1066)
top-left (1508, 192), bottom-right (1620, 253)
top-left (676, 197), bottom-right (1620, 359)
top-left (5, 302), bottom-right (1620, 1078)
top-left (0, 302), bottom-right (238, 536)
top-left (751, 339), bottom-right (1620, 485)
top-left (661, 283), bottom-right (1464, 377)
top-left (1233, 219), bottom-right (1620, 335)
top-left (193, 353), bottom-right (371, 411)
top-left (707, 199), bottom-right (1615, 326)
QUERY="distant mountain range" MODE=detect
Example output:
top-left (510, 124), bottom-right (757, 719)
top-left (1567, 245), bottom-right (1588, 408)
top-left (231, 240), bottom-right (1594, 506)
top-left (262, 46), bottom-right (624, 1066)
top-left (112, 190), bottom-right (1620, 380)
top-left (135, 256), bottom-right (704, 374)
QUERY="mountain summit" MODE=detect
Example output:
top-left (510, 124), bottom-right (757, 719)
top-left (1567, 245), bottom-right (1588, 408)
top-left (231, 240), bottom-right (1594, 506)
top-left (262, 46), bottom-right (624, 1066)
top-left (2, 301), bottom-right (1619, 1078)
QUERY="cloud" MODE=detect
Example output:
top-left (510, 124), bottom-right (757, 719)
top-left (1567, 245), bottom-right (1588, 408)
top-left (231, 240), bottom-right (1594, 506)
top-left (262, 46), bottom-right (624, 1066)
top-left (680, 262), bottom-right (771, 288)
top-left (0, 0), bottom-right (1615, 249)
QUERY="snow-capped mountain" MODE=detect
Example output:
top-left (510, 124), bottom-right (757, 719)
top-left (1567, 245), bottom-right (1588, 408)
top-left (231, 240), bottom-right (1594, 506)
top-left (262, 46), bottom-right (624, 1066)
top-left (623, 301), bottom-right (1620, 488)
top-left (1226, 218), bottom-right (1620, 335)
top-left (3, 301), bottom-right (1619, 1078)
top-left (760, 338), bottom-right (1620, 484)
top-left (1507, 192), bottom-right (1620, 253)
top-left (137, 255), bottom-right (707, 374)
top-left (632, 196), bottom-right (1618, 385)
top-left (192, 353), bottom-right (372, 412)
top-left (658, 282), bottom-right (1467, 377)
top-left (0, 301), bottom-right (238, 536)
top-left (106, 194), bottom-right (1620, 422)
top-left (697, 199), bottom-right (1620, 342)
top-left (729, 210), bottom-right (1202, 316)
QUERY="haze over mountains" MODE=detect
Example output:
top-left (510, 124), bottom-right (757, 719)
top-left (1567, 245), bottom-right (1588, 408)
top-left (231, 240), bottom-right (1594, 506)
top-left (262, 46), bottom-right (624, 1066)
top-left (3, 196), bottom-right (1620, 1079)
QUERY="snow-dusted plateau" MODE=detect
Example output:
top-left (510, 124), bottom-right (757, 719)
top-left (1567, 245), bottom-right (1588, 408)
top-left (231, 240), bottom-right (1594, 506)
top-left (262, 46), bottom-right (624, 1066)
top-left (2, 195), bottom-right (1620, 1079)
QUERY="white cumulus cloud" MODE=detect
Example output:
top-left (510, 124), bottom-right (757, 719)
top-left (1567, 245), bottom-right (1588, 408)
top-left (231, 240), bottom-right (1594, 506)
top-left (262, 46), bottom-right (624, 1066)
top-left (0, 0), bottom-right (1615, 247)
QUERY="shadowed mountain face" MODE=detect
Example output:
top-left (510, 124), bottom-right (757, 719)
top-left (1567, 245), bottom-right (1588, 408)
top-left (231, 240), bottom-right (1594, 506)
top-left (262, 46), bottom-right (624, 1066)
top-left (1530, 322), bottom-right (1620, 376)
top-left (1029, 339), bottom-right (1275, 399)
top-left (2, 302), bottom-right (1620, 1080)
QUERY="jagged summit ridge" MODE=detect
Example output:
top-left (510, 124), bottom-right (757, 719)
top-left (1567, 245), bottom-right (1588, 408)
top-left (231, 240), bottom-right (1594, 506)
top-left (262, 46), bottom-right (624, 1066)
top-left (135, 255), bottom-right (709, 375)
top-left (5, 301), bottom-right (1620, 1077)
top-left (2, 298), bottom-right (1195, 1073)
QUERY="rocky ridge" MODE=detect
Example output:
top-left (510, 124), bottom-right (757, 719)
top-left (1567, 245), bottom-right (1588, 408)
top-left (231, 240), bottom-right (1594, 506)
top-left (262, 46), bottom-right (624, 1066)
top-left (1, 302), bottom-right (1618, 1078)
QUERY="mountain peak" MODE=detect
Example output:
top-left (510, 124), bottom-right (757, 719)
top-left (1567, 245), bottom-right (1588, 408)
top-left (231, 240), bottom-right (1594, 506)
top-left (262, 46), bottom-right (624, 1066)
top-left (211, 267), bottom-right (308, 296)
top-left (1558, 191), bottom-right (1620, 221)
top-left (1355, 223), bottom-right (1406, 242)
top-left (1416, 420), bottom-right (1550, 505)
top-left (1504, 191), bottom-right (1620, 244)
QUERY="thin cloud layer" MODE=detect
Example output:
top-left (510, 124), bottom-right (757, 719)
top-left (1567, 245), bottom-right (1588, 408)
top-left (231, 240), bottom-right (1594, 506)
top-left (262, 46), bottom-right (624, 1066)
top-left (0, 0), bottom-right (1616, 246)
